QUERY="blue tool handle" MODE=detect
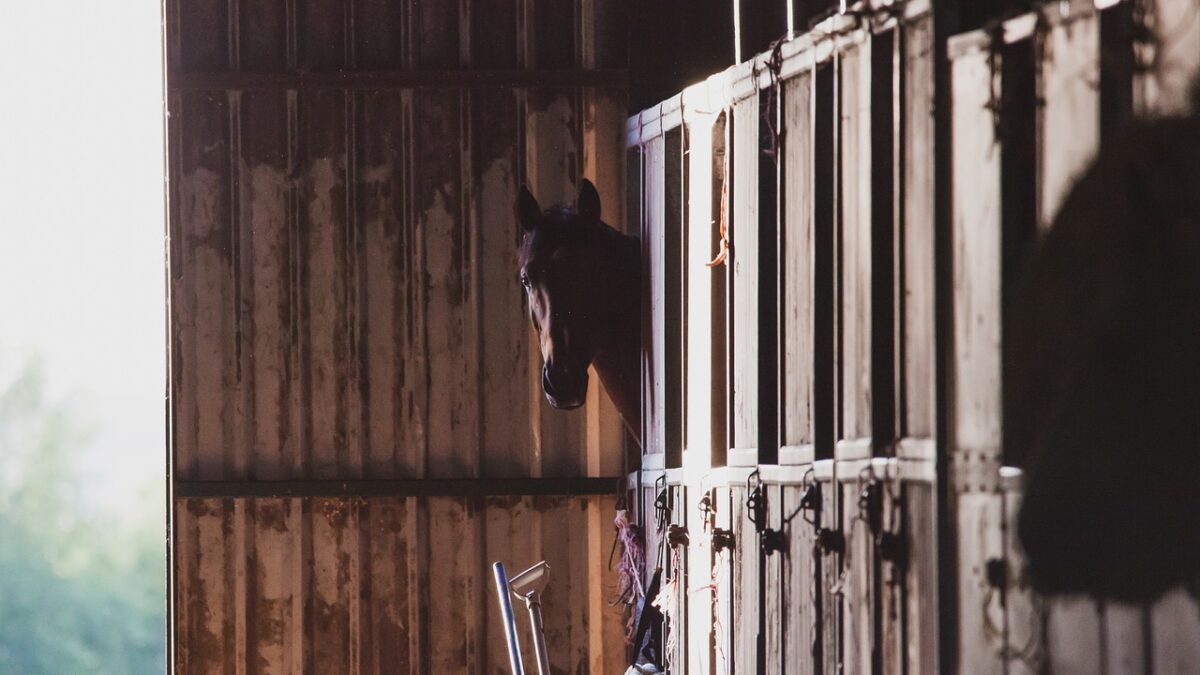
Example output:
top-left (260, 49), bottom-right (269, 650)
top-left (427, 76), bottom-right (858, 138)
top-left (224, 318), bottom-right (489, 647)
top-left (493, 562), bottom-right (525, 675)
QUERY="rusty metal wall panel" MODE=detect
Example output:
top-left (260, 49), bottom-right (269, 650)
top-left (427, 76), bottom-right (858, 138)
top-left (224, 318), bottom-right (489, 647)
top-left (174, 495), bottom-right (623, 674)
top-left (169, 22), bottom-right (628, 483)
top-left (168, 0), bottom-right (630, 672)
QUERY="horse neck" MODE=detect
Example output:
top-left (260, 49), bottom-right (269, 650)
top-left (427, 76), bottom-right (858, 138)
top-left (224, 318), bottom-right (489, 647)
top-left (590, 224), bottom-right (642, 443)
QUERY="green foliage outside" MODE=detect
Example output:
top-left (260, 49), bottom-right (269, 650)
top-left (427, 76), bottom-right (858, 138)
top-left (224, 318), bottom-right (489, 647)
top-left (0, 356), bottom-right (165, 674)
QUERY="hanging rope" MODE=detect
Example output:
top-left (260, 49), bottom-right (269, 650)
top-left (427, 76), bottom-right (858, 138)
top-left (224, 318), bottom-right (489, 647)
top-left (613, 508), bottom-right (647, 644)
top-left (706, 153), bottom-right (731, 268)
top-left (651, 544), bottom-right (681, 671)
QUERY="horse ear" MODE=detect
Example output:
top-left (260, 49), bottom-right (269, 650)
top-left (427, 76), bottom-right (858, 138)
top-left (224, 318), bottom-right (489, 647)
top-left (517, 186), bottom-right (541, 232)
top-left (578, 179), bottom-right (601, 221)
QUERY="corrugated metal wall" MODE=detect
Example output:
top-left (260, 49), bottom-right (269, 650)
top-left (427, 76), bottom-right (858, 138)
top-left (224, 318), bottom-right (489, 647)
top-left (166, 0), bottom-right (631, 672)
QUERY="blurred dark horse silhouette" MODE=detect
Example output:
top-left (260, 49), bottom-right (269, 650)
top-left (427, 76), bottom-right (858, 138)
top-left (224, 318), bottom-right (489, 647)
top-left (516, 180), bottom-right (642, 465)
top-left (1010, 92), bottom-right (1200, 602)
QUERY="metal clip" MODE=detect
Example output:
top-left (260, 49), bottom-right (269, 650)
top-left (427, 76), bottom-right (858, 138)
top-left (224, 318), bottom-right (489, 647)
top-left (859, 477), bottom-right (885, 537)
top-left (878, 531), bottom-right (908, 569)
top-left (761, 528), bottom-right (787, 556)
top-left (746, 470), bottom-right (766, 533)
top-left (667, 524), bottom-right (690, 548)
top-left (712, 527), bottom-right (736, 552)
top-left (986, 558), bottom-right (1007, 589)
top-left (816, 528), bottom-right (844, 555)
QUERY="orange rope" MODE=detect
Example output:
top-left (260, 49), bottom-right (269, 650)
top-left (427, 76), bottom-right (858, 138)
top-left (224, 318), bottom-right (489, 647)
top-left (705, 166), bottom-right (730, 268)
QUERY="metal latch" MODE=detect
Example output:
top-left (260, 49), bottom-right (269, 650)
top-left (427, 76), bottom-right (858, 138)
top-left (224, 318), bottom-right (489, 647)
top-left (712, 527), bottom-right (736, 552)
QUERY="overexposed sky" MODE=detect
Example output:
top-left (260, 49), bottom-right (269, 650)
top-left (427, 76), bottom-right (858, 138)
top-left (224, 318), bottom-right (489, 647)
top-left (0, 2), bottom-right (165, 515)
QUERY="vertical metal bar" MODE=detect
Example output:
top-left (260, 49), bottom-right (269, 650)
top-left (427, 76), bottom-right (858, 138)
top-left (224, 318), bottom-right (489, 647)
top-left (493, 562), bottom-right (526, 675)
top-left (526, 600), bottom-right (551, 675)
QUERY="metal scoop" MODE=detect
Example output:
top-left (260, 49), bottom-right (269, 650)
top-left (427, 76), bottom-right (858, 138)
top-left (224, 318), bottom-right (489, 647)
top-left (508, 561), bottom-right (552, 675)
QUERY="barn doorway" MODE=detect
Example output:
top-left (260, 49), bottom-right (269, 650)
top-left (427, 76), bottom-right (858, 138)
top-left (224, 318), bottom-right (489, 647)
top-left (0, 2), bottom-right (167, 672)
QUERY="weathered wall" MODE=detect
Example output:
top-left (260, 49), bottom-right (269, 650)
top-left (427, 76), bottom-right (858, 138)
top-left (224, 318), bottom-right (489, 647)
top-left (167, 0), bottom-right (631, 672)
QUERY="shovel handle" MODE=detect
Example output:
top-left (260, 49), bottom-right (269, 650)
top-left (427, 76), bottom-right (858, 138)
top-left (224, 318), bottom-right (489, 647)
top-left (493, 562), bottom-right (525, 675)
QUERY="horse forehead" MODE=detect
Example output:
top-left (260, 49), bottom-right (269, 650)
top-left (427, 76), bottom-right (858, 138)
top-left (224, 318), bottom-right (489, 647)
top-left (521, 224), bottom-right (582, 264)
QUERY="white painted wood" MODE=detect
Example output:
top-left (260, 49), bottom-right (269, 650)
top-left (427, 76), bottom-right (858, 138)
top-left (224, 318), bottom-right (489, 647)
top-left (1040, 11), bottom-right (1100, 231)
top-left (1150, 588), bottom-right (1200, 674)
top-left (1046, 597), bottom-right (1104, 675)
top-left (1104, 603), bottom-right (1148, 675)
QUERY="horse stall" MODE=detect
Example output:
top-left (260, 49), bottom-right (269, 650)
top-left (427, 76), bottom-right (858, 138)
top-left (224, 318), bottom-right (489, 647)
top-left (950, 1), bottom-right (1200, 673)
top-left (166, 0), bottom-right (636, 672)
top-left (626, 0), bottom-right (1200, 673)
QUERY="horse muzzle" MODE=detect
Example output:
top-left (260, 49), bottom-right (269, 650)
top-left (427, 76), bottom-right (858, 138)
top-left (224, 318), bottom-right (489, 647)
top-left (541, 364), bottom-right (589, 410)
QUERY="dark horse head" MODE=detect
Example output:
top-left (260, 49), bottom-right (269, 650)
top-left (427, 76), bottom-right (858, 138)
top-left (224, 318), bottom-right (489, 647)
top-left (516, 180), bottom-right (642, 439)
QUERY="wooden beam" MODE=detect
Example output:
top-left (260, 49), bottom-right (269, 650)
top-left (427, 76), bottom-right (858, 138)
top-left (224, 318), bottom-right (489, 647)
top-left (168, 68), bottom-right (628, 91)
top-left (174, 477), bottom-right (624, 498)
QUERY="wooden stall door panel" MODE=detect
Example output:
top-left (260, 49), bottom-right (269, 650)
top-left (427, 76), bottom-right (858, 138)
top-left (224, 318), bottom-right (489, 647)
top-left (667, 483), bottom-right (689, 673)
top-left (901, 13), bottom-right (937, 441)
top-left (840, 479), bottom-right (873, 675)
top-left (1040, 13), bottom-right (1099, 231)
top-left (880, 478), bottom-right (904, 675)
top-left (780, 482), bottom-right (819, 675)
top-left (1045, 598), bottom-right (1103, 675)
top-left (1101, 603), bottom-right (1148, 675)
top-left (1002, 474), bottom-right (1040, 675)
top-left (950, 45), bottom-right (1003, 464)
top-left (684, 113), bottom-right (720, 469)
top-left (713, 485), bottom-right (735, 675)
top-left (1150, 589), bottom-right (1200, 675)
top-left (838, 39), bottom-right (874, 449)
top-left (904, 481), bottom-right (938, 675)
top-left (763, 484), bottom-right (784, 674)
top-left (817, 465), bottom-right (840, 675)
top-left (731, 95), bottom-right (760, 461)
top-left (1135, 0), bottom-right (1200, 116)
top-left (730, 484), bottom-right (759, 673)
top-left (644, 135), bottom-right (668, 461)
top-left (955, 493), bottom-right (1006, 675)
top-left (687, 483), bottom-right (718, 675)
top-left (782, 71), bottom-right (815, 452)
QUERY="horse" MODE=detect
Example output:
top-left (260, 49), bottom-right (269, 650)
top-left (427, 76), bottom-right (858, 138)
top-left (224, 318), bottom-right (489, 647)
top-left (516, 179), bottom-right (643, 464)
top-left (1010, 100), bottom-right (1200, 603)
